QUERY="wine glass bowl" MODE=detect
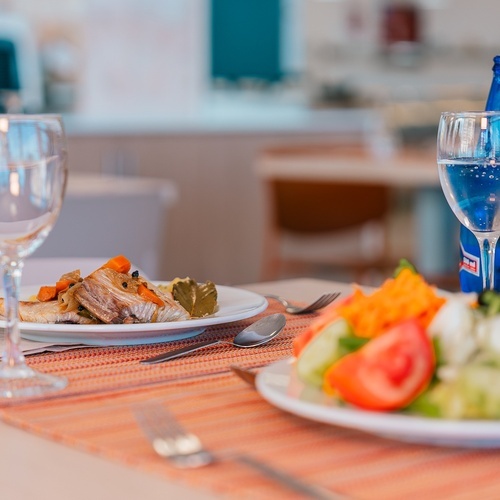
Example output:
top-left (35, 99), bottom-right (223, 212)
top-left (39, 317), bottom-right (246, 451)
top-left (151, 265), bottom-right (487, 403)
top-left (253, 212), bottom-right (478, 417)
top-left (0, 114), bottom-right (68, 398)
top-left (437, 111), bottom-right (500, 290)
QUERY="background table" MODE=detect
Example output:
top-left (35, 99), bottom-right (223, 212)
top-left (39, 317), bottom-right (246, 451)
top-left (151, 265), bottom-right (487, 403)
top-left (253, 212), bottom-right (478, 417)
top-left (256, 146), bottom-right (459, 280)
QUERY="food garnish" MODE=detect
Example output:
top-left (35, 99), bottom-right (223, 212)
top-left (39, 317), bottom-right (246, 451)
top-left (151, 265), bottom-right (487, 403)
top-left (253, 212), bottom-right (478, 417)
top-left (294, 260), bottom-right (500, 419)
top-left (101, 255), bottom-right (132, 274)
top-left (296, 318), bottom-right (352, 387)
top-left (323, 319), bottom-right (434, 411)
top-left (336, 267), bottom-right (446, 338)
top-left (36, 278), bottom-right (77, 302)
top-left (137, 283), bottom-right (165, 308)
top-left (163, 278), bottom-right (218, 318)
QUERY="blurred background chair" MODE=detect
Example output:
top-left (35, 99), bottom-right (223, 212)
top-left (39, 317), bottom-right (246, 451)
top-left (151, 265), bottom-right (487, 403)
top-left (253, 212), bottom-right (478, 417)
top-left (256, 144), bottom-right (403, 285)
top-left (32, 174), bottom-right (178, 279)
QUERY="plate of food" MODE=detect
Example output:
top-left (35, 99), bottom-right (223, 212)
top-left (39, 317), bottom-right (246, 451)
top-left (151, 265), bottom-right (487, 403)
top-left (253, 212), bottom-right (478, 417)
top-left (256, 260), bottom-right (500, 447)
top-left (0, 256), bottom-right (268, 346)
top-left (256, 358), bottom-right (500, 448)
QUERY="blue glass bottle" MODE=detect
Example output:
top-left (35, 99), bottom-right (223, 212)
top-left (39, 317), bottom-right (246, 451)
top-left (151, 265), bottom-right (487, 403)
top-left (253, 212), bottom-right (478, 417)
top-left (459, 55), bottom-right (500, 292)
top-left (485, 56), bottom-right (500, 110)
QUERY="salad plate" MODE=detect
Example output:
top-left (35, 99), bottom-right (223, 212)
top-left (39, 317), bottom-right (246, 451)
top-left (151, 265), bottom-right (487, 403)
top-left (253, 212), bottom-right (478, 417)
top-left (256, 358), bottom-right (500, 448)
top-left (3, 284), bottom-right (268, 346)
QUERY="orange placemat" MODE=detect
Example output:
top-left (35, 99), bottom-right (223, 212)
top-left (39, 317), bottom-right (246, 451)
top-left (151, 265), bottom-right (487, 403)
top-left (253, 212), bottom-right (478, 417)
top-left (1, 302), bottom-right (309, 403)
top-left (1, 302), bottom-right (500, 499)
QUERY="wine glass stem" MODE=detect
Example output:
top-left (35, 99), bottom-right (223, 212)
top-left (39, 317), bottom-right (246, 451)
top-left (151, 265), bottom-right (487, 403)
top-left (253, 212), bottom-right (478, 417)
top-left (476, 235), bottom-right (499, 290)
top-left (1, 260), bottom-right (25, 367)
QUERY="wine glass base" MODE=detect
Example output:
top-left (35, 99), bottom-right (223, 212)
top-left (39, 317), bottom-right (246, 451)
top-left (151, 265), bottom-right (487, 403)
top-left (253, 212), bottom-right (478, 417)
top-left (0, 364), bottom-right (67, 398)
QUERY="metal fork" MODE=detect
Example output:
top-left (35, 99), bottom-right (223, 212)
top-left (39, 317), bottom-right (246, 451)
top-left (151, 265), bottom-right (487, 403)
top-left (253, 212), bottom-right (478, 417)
top-left (133, 402), bottom-right (343, 499)
top-left (134, 402), bottom-right (214, 468)
top-left (264, 292), bottom-right (340, 314)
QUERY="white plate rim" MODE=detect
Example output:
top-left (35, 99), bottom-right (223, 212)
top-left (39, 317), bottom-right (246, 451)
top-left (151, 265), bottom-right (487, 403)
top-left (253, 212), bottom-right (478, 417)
top-left (2, 283), bottom-right (268, 346)
top-left (256, 358), bottom-right (500, 448)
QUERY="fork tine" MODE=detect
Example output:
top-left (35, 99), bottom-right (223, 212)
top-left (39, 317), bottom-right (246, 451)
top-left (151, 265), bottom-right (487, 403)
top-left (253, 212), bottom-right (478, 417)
top-left (134, 403), bottom-right (179, 457)
top-left (136, 403), bottom-right (189, 441)
top-left (312, 294), bottom-right (333, 308)
top-left (323, 292), bottom-right (341, 304)
top-left (319, 292), bottom-right (340, 307)
top-left (300, 292), bottom-right (340, 312)
top-left (299, 298), bottom-right (324, 312)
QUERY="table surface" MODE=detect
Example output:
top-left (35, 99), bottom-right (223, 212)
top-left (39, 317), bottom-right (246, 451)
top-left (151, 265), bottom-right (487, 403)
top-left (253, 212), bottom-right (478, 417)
top-left (66, 173), bottom-right (177, 201)
top-left (255, 145), bottom-right (439, 188)
top-left (0, 277), bottom-right (353, 500)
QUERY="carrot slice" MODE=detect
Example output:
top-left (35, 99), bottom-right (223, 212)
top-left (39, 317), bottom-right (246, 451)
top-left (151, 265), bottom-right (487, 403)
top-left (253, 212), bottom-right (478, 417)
top-left (137, 284), bottom-right (165, 307)
top-left (37, 285), bottom-right (57, 302)
top-left (56, 279), bottom-right (74, 293)
top-left (102, 255), bottom-right (131, 274)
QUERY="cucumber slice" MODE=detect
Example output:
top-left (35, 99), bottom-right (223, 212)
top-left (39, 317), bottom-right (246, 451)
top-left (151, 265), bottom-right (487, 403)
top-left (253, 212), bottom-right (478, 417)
top-left (296, 318), bottom-right (352, 387)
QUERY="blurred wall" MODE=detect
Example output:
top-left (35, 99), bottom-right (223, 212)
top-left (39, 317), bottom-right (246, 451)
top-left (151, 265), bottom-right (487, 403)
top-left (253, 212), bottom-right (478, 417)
top-left (304, 0), bottom-right (500, 55)
top-left (3, 0), bottom-right (500, 116)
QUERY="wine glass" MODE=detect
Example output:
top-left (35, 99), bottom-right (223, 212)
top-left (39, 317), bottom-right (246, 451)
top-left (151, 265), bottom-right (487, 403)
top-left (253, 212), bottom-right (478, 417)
top-left (0, 114), bottom-right (68, 398)
top-left (437, 111), bottom-right (500, 290)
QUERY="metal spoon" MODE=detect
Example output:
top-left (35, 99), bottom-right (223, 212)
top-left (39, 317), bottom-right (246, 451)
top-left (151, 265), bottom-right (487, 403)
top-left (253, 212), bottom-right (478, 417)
top-left (140, 313), bottom-right (286, 364)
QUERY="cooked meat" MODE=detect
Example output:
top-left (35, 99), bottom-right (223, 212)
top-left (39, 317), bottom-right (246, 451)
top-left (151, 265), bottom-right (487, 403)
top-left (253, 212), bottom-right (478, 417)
top-left (73, 268), bottom-right (189, 324)
top-left (0, 298), bottom-right (98, 324)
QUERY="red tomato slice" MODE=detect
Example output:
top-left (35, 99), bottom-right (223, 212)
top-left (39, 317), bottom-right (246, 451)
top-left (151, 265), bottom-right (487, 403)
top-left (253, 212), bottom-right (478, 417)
top-left (324, 319), bottom-right (434, 411)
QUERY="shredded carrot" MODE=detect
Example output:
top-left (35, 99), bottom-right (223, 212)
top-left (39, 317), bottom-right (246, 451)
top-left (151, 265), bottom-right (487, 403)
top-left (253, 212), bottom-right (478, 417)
top-left (37, 285), bottom-right (57, 302)
top-left (102, 255), bottom-right (131, 274)
top-left (137, 284), bottom-right (165, 307)
top-left (337, 268), bottom-right (446, 338)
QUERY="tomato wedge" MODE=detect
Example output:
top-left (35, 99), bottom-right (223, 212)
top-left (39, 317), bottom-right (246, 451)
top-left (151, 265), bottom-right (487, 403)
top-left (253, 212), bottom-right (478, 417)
top-left (324, 319), bottom-right (434, 411)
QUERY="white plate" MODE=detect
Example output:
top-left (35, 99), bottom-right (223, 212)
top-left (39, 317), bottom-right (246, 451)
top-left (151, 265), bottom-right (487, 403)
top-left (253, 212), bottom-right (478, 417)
top-left (5, 284), bottom-right (267, 346)
top-left (256, 358), bottom-right (500, 448)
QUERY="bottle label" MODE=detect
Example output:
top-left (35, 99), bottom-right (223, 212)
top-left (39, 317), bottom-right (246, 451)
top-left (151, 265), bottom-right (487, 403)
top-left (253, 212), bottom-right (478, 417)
top-left (459, 241), bottom-right (480, 276)
top-left (459, 224), bottom-right (500, 292)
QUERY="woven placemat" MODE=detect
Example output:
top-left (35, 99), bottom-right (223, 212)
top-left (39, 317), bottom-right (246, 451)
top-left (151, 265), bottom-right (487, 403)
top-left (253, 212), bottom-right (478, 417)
top-left (1, 302), bottom-right (499, 499)
top-left (0, 302), bottom-right (309, 404)
top-left (3, 372), bottom-right (500, 499)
